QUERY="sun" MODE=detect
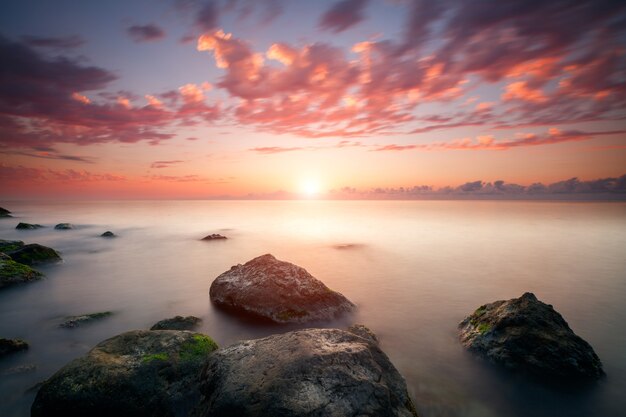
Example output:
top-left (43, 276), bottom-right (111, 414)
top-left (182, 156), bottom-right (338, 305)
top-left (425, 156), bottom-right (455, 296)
top-left (299, 179), bottom-right (321, 197)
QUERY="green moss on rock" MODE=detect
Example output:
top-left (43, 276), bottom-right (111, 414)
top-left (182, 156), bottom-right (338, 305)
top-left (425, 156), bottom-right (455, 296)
top-left (0, 258), bottom-right (43, 289)
top-left (180, 334), bottom-right (218, 361)
top-left (0, 239), bottom-right (24, 253)
top-left (142, 352), bottom-right (169, 363)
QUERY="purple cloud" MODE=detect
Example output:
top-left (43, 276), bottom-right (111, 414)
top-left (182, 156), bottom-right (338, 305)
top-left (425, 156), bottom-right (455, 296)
top-left (319, 0), bottom-right (369, 33)
top-left (127, 24), bottom-right (166, 42)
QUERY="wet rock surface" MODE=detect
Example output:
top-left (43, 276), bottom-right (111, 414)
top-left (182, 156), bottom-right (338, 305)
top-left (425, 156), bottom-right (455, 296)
top-left (151, 316), bottom-right (202, 331)
top-left (6, 243), bottom-right (61, 265)
top-left (196, 327), bottom-right (418, 417)
top-left (459, 292), bottom-right (604, 381)
top-left (0, 239), bottom-right (24, 252)
top-left (0, 207), bottom-right (11, 217)
top-left (0, 257), bottom-right (43, 289)
top-left (59, 312), bottom-right (113, 328)
top-left (54, 223), bottom-right (74, 230)
top-left (100, 231), bottom-right (116, 237)
top-left (31, 330), bottom-right (218, 417)
top-left (209, 254), bottom-right (355, 323)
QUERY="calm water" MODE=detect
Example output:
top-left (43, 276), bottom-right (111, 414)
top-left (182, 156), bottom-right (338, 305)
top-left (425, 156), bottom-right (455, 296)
top-left (0, 200), bottom-right (625, 417)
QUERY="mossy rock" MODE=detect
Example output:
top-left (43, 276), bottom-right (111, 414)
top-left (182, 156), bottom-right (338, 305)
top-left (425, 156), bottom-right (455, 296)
top-left (7, 243), bottom-right (61, 265)
top-left (0, 239), bottom-right (24, 253)
top-left (32, 330), bottom-right (218, 417)
top-left (54, 223), bottom-right (74, 230)
top-left (0, 258), bottom-right (43, 289)
top-left (150, 315), bottom-right (201, 331)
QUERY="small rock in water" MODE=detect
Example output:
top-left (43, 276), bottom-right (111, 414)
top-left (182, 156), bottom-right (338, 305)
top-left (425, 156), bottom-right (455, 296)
top-left (7, 243), bottom-right (61, 266)
top-left (16, 222), bottom-right (44, 230)
top-left (54, 223), bottom-right (74, 230)
top-left (459, 292), bottom-right (604, 381)
top-left (0, 258), bottom-right (43, 289)
top-left (0, 207), bottom-right (12, 217)
top-left (210, 254), bottom-right (355, 323)
top-left (0, 338), bottom-right (29, 357)
top-left (100, 231), bottom-right (116, 237)
top-left (0, 239), bottom-right (24, 252)
top-left (3, 364), bottom-right (37, 375)
top-left (60, 312), bottom-right (113, 328)
top-left (201, 233), bottom-right (227, 240)
top-left (150, 315), bottom-right (202, 331)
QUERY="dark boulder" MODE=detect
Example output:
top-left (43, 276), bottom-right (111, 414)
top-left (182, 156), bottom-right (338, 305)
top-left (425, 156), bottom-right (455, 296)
top-left (0, 239), bottom-right (24, 253)
top-left (16, 222), bottom-right (44, 230)
top-left (459, 292), bottom-right (604, 380)
top-left (100, 231), bottom-right (116, 237)
top-left (60, 312), bottom-right (113, 328)
top-left (151, 316), bottom-right (202, 331)
top-left (0, 338), bottom-right (29, 357)
top-left (201, 234), bottom-right (227, 240)
top-left (0, 257), bottom-right (43, 289)
top-left (54, 223), bottom-right (74, 230)
top-left (196, 327), bottom-right (418, 417)
top-left (7, 243), bottom-right (61, 265)
top-left (31, 330), bottom-right (218, 417)
top-left (209, 254), bottom-right (355, 323)
top-left (0, 207), bottom-right (11, 217)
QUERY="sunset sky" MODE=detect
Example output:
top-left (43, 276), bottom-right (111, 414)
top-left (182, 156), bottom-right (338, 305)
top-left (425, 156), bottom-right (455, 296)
top-left (1, 0), bottom-right (625, 199)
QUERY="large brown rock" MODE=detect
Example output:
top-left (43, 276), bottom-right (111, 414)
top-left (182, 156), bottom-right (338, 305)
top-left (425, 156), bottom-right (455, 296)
top-left (459, 292), bottom-right (604, 380)
top-left (209, 254), bottom-right (354, 323)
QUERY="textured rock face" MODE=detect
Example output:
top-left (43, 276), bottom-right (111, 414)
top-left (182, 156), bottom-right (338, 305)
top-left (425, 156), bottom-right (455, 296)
top-left (209, 254), bottom-right (355, 323)
top-left (31, 330), bottom-right (218, 417)
top-left (6, 243), bottom-right (61, 265)
top-left (196, 328), bottom-right (418, 417)
top-left (151, 316), bottom-right (202, 331)
top-left (459, 292), bottom-right (604, 380)
top-left (0, 239), bottom-right (23, 252)
top-left (0, 257), bottom-right (43, 289)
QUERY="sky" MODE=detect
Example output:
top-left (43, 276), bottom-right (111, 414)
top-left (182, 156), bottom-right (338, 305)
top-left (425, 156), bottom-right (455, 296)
top-left (0, 0), bottom-right (625, 199)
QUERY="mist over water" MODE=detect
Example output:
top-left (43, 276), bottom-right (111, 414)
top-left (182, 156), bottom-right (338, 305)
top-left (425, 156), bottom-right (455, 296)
top-left (1, 200), bottom-right (625, 417)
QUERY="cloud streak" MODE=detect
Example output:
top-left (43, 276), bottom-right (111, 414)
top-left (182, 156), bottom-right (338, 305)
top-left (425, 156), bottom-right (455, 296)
top-left (127, 24), bottom-right (166, 42)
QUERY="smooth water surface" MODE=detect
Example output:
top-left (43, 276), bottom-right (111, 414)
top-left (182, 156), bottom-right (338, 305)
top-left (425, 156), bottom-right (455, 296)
top-left (1, 200), bottom-right (625, 416)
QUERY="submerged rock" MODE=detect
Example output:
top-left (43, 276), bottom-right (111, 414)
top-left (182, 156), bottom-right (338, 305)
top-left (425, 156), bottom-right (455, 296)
top-left (0, 207), bottom-right (12, 217)
top-left (0, 338), bottom-right (29, 357)
top-left (16, 222), bottom-right (44, 230)
top-left (3, 363), bottom-right (37, 375)
top-left (60, 312), bottom-right (113, 328)
top-left (7, 243), bottom-right (61, 266)
top-left (201, 233), bottom-right (227, 240)
top-left (100, 231), bottom-right (116, 237)
top-left (196, 327), bottom-right (418, 417)
top-left (150, 315), bottom-right (202, 331)
top-left (459, 292), bottom-right (604, 380)
top-left (0, 239), bottom-right (24, 253)
top-left (31, 330), bottom-right (218, 417)
top-left (210, 254), bottom-right (355, 323)
top-left (54, 223), bottom-right (74, 230)
top-left (0, 258), bottom-right (43, 289)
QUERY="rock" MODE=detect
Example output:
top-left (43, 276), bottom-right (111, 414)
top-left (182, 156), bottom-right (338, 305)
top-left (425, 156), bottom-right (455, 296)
top-left (100, 231), bottom-right (116, 237)
top-left (0, 206), bottom-right (12, 217)
top-left (210, 254), bottom-right (355, 323)
top-left (196, 327), bottom-right (418, 417)
top-left (7, 243), bottom-right (61, 265)
top-left (0, 338), bottom-right (29, 357)
top-left (348, 323), bottom-right (379, 344)
top-left (150, 316), bottom-right (202, 331)
top-left (459, 292), bottom-right (604, 381)
top-left (31, 330), bottom-right (218, 417)
top-left (0, 239), bottom-right (24, 252)
top-left (3, 364), bottom-right (37, 375)
top-left (0, 258), bottom-right (43, 289)
top-left (201, 233), bottom-right (227, 240)
top-left (0, 252), bottom-right (10, 260)
top-left (16, 222), bottom-right (44, 230)
top-left (60, 312), bottom-right (113, 328)
top-left (54, 223), bottom-right (74, 230)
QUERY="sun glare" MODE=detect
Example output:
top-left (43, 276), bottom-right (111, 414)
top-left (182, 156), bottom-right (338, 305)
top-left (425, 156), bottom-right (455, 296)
top-left (299, 179), bottom-right (321, 197)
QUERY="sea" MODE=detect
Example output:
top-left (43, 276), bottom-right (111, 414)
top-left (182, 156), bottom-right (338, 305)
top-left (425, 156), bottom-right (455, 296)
top-left (0, 200), bottom-right (625, 417)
